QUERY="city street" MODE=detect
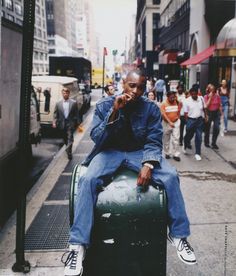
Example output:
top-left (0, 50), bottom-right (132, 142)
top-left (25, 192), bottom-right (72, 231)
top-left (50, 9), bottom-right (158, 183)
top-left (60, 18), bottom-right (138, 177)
top-left (0, 89), bottom-right (236, 276)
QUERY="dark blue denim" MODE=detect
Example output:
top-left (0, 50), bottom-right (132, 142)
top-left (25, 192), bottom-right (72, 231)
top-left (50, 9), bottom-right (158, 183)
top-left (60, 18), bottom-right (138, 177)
top-left (184, 117), bottom-right (204, 155)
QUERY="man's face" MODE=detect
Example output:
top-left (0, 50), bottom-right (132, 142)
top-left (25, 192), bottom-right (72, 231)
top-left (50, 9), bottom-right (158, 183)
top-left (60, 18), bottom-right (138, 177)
top-left (177, 87), bottom-right (183, 94)
top-left (191, 90), bottom-right (198, 100)
top-left (123, 73), bottom-right (145, 101)
top-left (62, 89), bottom-right (70, 100)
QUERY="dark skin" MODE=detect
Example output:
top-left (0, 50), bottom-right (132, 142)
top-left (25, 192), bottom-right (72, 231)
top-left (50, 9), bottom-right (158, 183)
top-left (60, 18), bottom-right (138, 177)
top-left (109, 72), bottom-right (152, 187)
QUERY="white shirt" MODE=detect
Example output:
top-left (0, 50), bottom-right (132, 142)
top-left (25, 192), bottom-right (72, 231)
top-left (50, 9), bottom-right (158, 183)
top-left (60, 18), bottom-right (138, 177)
top-left (63, 100), bottom-right (70, 119)
top-left (183, 96), bottom-right (205, 118)
top-left (177, 93), bottom-right (186, 116)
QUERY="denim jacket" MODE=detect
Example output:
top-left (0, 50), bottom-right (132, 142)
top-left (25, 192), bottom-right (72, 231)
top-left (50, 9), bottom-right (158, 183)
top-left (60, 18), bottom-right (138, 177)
top-left (82, 95), bottom-right (163, 166)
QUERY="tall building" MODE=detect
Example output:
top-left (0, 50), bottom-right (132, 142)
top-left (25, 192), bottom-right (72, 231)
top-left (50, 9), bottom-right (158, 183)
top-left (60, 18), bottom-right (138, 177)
top-left (1, 0), bottom-right (23, 26)
top-left (33, 0), bottom-right (49, 75)
top-left (158, 0), bottom-right (190, 85)
top-left (45, 0), bottom-right (77, 57)
top-left (75, 0), bottom-right (89, 57)
top-left (135, 0), bottom-right (161, 77)
top-left (1, 0), bottom-right (49, 76)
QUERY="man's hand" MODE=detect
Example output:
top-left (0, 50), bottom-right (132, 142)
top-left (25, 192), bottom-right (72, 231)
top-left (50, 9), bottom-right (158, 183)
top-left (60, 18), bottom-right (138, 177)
top-left (169, 121), bottom-right (175, 128)
top-left (113, 93), bottom-right (132, 111)
top-left (52, 122), bottom-right (56, 128)
top-left (137, 165), bottom-right (152, 186)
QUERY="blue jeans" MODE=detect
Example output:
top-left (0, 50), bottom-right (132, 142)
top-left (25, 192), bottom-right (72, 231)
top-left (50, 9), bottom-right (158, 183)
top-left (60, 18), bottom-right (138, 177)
top-left (184, 117), bottom-right (204, 155)
top-left (69, 149), bottom-right (190, 246)
top-left (222, 103), bottom-right (229, 131)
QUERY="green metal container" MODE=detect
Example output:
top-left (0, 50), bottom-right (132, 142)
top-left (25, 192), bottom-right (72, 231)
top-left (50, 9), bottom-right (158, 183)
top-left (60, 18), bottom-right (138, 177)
top-left (70, 164), bottom-right (167, 276)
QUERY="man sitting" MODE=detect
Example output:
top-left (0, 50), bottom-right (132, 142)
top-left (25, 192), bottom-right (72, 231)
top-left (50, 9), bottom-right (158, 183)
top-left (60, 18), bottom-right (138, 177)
top-left (63, 70), bottom-right (197, 276)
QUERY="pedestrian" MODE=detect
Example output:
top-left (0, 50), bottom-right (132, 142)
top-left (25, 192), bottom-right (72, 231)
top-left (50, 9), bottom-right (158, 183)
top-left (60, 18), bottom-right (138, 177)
top-left (52, 87), bottom-right (80, 160)
top-left (183, 87), bottom-right (207, 161)
top-left (147, 90), bottom-right (157, 102)
top-left (204, 84), bottom-right (222, 149)
top-left (218, 79), bottom-right (230, 134)
top-left (146, 77), bottom-right (155, 94)
top-left (160, 91), bottom-right (181, 161)
top-left (62, 70), bottom-right (196, 276)
top-left (43, 87), bottom-right (51, 113)
top-left (154, 76), bottom-right (166, 103)
top-left (176, 84), bottom-right (186, 146)
top-left (104, 84), bottom-right (115, 97)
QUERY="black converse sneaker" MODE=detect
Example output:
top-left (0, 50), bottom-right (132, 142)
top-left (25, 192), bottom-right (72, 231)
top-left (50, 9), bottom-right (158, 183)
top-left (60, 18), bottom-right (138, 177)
top-left (168, 233), bottom-right (197, 265)
top-left (62, 244), bottom-right (85, 276)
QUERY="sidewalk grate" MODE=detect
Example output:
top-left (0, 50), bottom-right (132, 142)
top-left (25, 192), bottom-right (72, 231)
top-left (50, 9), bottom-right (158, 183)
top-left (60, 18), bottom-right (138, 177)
top-left (47, 175), bottom-right (70, 201)
top-left (25, 204), bottom-right (69, 250)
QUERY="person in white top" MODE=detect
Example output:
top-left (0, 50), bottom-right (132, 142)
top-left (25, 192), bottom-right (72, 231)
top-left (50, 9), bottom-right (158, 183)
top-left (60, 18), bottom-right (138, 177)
top-left (183, 87), bottom-right (207, 161)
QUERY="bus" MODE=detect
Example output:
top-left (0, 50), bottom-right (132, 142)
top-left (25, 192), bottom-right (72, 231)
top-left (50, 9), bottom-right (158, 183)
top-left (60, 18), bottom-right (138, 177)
top-left (49, 56), bottom-right (92, 91)
top-left (92, 67), bottom-right (113, 88)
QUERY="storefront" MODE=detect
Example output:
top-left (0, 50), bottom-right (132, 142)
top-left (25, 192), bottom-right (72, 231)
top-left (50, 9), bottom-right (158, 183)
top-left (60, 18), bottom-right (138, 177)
top-left (214, 18), bottom-right (236, 118)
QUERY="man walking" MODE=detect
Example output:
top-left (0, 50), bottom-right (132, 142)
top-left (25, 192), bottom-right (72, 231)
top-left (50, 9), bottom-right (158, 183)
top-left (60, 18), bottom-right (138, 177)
top-left (52, 87), bottom-right (79, 160)
top-left (62, 70), bottom-right (196, 276)
top-left (183, 87), bottom-right (207, 161)
top-left (154, 77), bottom-right (166, 103)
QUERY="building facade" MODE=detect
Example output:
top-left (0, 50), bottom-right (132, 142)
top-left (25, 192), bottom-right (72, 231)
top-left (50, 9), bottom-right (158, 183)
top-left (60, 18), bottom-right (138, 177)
top-left (1, 0), bottom-right (49, 76)
top-left (135, 0), bottom-right (161, 78)
top-left (45, 0), bottom-right (77, 57)
top-left (33, 0), bottom-right (49, 75)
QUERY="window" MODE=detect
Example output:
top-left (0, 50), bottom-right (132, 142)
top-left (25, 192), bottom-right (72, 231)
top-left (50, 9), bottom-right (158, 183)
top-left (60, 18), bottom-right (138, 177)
top-left (49, 49), bottom-right (55, 54)
top-left (34, 51), bottom-right (39, 60)
top-left (16, 18), bottom-right (23, 25)
top-left (35, 4), bottom-right (40, 15)
top-left (7, 14), bottom-right (14, 21)
top-left (5, 0), bottom-right (13, 10)
top-left (38, 29), bottom-right (42, 37)
top-left (36, 16), bottom-right (41, 26)
top-left (153, 0), bottom-right (160, 4)
top-left (15, 3), bottom-right (23, 16)
top-left (153, 13), bottom-right (159, 30)
top-left (48, 39), bottom-right (55, 46)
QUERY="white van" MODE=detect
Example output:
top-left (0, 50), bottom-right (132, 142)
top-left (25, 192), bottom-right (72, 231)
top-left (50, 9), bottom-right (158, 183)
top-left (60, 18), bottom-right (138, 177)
top-left (31, 76), bottom-right (84, 127)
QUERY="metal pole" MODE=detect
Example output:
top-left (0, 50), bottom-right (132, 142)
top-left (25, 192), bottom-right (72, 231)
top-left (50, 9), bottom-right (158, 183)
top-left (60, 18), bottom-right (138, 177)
top-left (102, 49), bottom-right (105, 97)
top-left (12, 0), bottom-right (35, 273)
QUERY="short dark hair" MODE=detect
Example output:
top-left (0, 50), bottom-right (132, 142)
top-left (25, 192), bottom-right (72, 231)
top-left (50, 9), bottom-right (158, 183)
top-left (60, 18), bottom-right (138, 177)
top-left (166, 90), bottom-right (176, 96)
top-left (189, 87), bottom-right (198, 93)
top-left (104, 85), bottom-right (109, 93)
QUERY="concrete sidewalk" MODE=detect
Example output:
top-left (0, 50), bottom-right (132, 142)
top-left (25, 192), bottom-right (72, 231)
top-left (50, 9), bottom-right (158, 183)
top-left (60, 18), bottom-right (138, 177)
top-left (0, 112), bottom-right (236, 276)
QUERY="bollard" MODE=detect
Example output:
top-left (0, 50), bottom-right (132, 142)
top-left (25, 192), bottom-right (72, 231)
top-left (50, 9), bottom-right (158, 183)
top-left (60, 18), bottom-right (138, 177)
top-left (70, 165), bottom-right (167, 276)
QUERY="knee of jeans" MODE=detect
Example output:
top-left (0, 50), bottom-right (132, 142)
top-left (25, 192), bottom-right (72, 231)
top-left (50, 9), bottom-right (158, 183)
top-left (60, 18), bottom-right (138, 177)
top-left (80, 174), bottom-right (102, 190)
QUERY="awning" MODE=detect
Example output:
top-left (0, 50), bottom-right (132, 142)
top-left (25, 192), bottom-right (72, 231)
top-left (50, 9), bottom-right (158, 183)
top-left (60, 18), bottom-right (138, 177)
top-left (180, 45), bottom-right (216, 66)
top-left (215, 18), bottom-right (236, 57)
